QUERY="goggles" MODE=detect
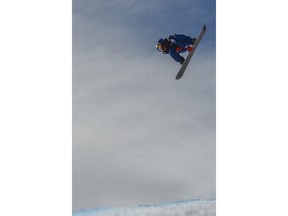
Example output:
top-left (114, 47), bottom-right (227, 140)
top-left (156, 43), bottom-right (167, 52)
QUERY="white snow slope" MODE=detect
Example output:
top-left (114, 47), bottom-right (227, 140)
top-left (73, 199), bottom-right (215, 216)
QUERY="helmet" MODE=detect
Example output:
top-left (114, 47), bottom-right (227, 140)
top-left (156, 38), bottom-right (170, 53)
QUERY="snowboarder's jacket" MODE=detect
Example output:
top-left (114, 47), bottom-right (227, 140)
top-left (158, 34), bottom-right (196, 63)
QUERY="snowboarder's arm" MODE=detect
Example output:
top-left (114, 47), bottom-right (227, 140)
top-left (169, 47), bottom-right (185, 63)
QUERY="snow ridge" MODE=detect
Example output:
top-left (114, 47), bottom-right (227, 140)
top-left (73, 199), bottom-right (216, 216)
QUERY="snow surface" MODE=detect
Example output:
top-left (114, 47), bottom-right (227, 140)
top-left (73, 199), bottom-right (215, 216)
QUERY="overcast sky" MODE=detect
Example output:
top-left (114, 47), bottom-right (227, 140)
top-left (73, 0), bottom-right (216, 211)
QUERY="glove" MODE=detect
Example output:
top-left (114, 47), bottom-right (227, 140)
top-left (186, 45), bottom-right (193, 52)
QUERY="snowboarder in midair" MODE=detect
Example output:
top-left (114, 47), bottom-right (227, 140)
top-left (156, 34), bottom-right (196, 65)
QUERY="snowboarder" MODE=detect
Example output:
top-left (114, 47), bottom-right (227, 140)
top-left (156, 34), bottom-right (196, 65)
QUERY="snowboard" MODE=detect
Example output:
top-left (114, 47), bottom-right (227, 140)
top-left (175, 25), bottom-right (206, 80)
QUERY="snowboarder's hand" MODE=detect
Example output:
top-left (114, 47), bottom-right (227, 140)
top-left (185, 45), bottom-right (193, 52)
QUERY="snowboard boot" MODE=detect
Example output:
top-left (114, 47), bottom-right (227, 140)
top-left (191, 38), bottom-right (196, 45)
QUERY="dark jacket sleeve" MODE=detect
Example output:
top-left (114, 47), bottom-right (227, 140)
top-left (169, 47), bottom-right (185, 63)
